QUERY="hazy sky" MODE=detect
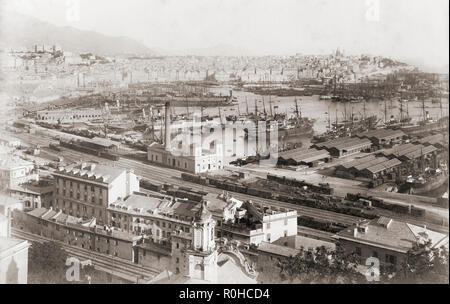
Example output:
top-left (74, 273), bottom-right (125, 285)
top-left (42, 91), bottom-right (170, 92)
top-left (3, 0), bottom-right (449, 69)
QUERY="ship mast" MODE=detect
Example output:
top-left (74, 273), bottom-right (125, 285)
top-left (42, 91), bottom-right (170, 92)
top-left (422, 98), bottom-right (426, 124)
top-left (262, 98), bottom-right (267, 117)
top-left (294, 99), bottom-right (300, 119)
top-left (246, 97), bottom-right (249, 115)
top-left (399, 99), bottom-right (404, 126)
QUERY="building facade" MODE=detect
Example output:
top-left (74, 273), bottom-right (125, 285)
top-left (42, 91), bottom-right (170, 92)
top-left (51, 162), bottom-right (139, 225)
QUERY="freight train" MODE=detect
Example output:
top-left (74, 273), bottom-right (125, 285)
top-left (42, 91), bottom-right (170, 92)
top-left (181, 173), bottom-right (377, 220)
top-left (345, 193), bottom-right (426, 218)
top-left (139, 178), bottom-right (207, 203)
top-left (181, 172), bottom-right (426, 219)
top-left (59, 139), bottom-right (120, 161)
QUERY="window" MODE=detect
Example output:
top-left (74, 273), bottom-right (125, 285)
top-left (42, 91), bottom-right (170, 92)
top-left (266, 223), bottom-right (271, 229)
top-left (176, 243), bottom-right (179, 249)
top-left (372, 251), bottom-right (378, 258)
top-left (115, 240), bottom-right (119, 246)
top-left (385, 254), bottom-right (397, 265)
top-left (176, 257), bottom-right (179, 263)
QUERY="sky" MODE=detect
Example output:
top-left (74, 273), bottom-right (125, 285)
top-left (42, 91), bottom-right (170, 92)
top-left (2, 0), bottom-right (449, 70)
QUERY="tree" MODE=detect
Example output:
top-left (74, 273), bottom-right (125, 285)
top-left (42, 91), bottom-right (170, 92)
top-left (384, 240), bottom-right (449, 284)
top-left (28, 241), bottom-right (69, 284)
top-left (271, 244), bottom-right (365, 284)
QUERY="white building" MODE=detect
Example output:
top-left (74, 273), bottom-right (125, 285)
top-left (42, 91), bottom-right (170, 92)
top-left (51, 162), bottom-right (139, 225)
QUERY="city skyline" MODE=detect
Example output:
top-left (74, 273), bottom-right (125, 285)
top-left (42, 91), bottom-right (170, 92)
top-left (1, 0), bottom-right (449, 72)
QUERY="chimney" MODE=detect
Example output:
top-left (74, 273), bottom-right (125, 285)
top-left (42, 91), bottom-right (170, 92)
top-left (164, 102), bottom-right (171, 151)
top-left (34, 45), bottom-right (37, 53)
top-left (353, 227), bottom-right (358, 237)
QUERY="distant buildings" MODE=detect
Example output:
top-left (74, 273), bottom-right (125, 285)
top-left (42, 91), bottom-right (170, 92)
top-left (36, 108), bottom-right (103, 123)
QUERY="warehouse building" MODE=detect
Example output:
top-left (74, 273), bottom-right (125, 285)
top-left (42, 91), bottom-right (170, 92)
top-left (377, 143), bottom-right (439, 169)
top-left (313, 137), bottom-right (372, 158)
top-left (355, 129), bottom-right (406, 147)
top-left (335, 155), bottom-right (402, 180)
top-left (277, 148), bottom-right (331, 167)
top-left (36, 108), bottom-right (103, 123)
top-left (415, 134), bottom-right (447, 150)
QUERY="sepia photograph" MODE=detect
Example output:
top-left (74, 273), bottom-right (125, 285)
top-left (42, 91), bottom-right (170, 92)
top-left (0, 0), bottom-right (448, 291)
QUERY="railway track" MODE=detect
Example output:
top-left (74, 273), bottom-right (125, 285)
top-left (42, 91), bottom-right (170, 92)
top-left (11, 228), bottom-right (159, 282)
top-left (13, 131), bottom-right (447, 231)
top-left (10, 132), bottom-right (365, 226)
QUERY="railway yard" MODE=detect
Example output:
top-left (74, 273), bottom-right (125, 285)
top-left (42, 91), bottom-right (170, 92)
top-left (7, 129), bottom-right (449, 234)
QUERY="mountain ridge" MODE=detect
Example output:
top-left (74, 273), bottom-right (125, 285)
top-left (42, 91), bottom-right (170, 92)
top-left (0, 11), bottom-right (157, 56)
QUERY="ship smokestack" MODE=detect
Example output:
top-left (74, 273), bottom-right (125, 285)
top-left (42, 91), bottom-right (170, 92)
top-left (165, 102), bottom-right (171, 151)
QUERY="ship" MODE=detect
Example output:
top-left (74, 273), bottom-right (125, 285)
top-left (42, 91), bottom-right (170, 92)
top-left (226, 99), bottom-right (315, 151)
top-left (402, 171), bottom-right (449, 195)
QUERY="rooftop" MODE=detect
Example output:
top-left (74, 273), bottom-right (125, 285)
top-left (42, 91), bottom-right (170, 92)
top-left (0, 237), bottom-right (30, 256)
top-left (356, 129), bottom-right (405, 140)
top-left (315, 137), bottom-right (372, 151)
top-left (279, 148), bottom-right (330, 163)
top-left (54, 162), bottom-right (125, 184)
top-left (0, 156), bottom-right (34, 170)
top-left (335, 218), bottom-right (449, 253)
top-left (108, 194), bottom-right (202, 222)
top-left (257, 241), bottom-right (300, 257)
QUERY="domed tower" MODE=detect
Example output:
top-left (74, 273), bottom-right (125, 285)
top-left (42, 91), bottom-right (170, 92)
top-left (192, 201), bottom-right (216, 252)
top-left (171, 201), bottom-right (218, 282)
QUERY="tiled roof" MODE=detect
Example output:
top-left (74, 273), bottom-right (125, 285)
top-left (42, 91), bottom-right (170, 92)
top-left (55, 162), bottom-right (124, 184)
top-left (335, 218), bottom-right (449, 253)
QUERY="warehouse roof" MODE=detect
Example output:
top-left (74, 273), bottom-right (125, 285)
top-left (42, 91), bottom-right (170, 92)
top-left (363, 158), bottom-right (402, 174)
top-left (353, 156), bottom-right (389, 171)
top-left (379, 143), bottom-right (420, 157)
top-left (279, 148), bottom-right (330, 163)
top-left (402, 145), bottom-right (437, 160)
top-left (315, 137), bottom-right (372, 151)
top-left (339, 155), bottom-right (377, 169)
top-left (356, 129), bottom-right (405, 141)
top-left (417, 134), bottom-right (445, 146)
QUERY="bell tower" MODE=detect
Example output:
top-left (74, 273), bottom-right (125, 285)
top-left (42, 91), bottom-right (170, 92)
top-left (172, 202), bottom-right (218, 282)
